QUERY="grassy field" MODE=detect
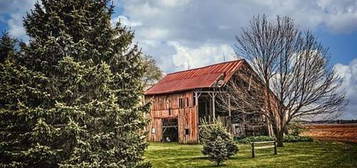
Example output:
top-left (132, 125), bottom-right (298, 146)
top-left (145, 141), bottom-right (357, 168)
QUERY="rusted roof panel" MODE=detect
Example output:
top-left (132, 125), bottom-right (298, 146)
top-left (145, 59), bottom-right (244, 95)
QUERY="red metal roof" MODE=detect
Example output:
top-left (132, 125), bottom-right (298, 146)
top-left (145, 59), bottom-right (244, 95)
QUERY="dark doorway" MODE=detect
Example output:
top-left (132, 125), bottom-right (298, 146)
top-left (198, 96), bottom-right (211, 124)
top-left (162, 118), bottom-right (178, 142)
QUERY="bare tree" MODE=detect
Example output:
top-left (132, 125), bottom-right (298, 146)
top-left (220, 15), bottom-right (346, 147)
top-left (142, 55), bottom-right (163, 89)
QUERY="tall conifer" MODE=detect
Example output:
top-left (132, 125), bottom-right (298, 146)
top-left (0, 32), bottom-right (17, 63)
top-left (0, 0), bottom-right (150, 167)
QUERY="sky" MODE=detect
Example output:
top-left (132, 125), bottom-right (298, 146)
top-left (0, 0), bottom-right (356, 119)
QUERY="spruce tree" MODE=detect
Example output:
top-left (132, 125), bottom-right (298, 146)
top-left (0, 0), bottom-right (150, 167)
top-left (203, 136), bottom-right (228, 166)
top-left (0, 32), bottom-right (17, 63)
top-left (200, 120), bottom-right (238, 166)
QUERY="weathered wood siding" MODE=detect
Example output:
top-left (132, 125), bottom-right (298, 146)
top-left (146, 91), bottom-right (199, 143)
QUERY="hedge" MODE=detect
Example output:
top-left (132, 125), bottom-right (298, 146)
top-left (236, 135), bottom-right (313, 143)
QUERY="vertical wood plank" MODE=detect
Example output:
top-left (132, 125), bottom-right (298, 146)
top-left (212, 94), bottom-right (216, 119)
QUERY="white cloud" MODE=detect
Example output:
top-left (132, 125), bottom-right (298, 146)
top-left (159, 0), bottom-right (191, 7)
top-left (316, 0), bottom-right (357, 32)
top-left (334, 59), bottom-right (357, 119)
top-left (118, 0), bottom-right (357, 119)
top-left (0, 0), bottom-right (36, 40)
top-left (168, 41), bottom-right (236, 71)
top-left (111, 15), bottom-right (142, 27)
top-left (7, 13), bottom-right (27, 39)
top-left (141, 27), bottom-right (169, 40)
top-left (118, 0), bottom-right (357, 74)
top-left (1, 0), bottom-right (356, 119)
top-left (3, 0), bottom-right (357, 70)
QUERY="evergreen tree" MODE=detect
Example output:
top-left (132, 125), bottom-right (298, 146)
top-left (0, 32), bottom-right (17, 63)
top-left (0, 0), bottom-right (150, 167)
top-left (203, 136), bottom-right (228, 166)
top-left (200, 120), bottom-right (238, 166)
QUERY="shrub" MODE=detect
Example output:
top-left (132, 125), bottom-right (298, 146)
top-left (202, 136), bottom-right (229, 166)
top-left (283, 135), bottom-right (313, 142)
top-left (200, 120), bottom-right (238, 166)
top-left (288, 122), bottom-right (307, 136)
top-left (236, 135), bottom-right (313, 143)
top-left (235, 136), bottom-right (274, 144)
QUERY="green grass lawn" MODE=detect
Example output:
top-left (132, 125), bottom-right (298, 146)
top-left (145, 141), bottom-right (357, 168)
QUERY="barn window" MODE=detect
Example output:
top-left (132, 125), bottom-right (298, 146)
top-left (151, 128), bottom-right (156, 134)
top-left (185, 128), bottom-right (190, 135)
top-left (186, 97), bottom-right (189, 107)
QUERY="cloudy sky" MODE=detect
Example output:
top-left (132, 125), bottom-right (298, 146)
top-left (0, 0), bottom-right (356, 119)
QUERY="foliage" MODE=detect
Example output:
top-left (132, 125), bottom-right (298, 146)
top-left (283, 135), bottom-right (313, 143)
top-left (0, 32), bottom-right (18, 63)
top-left (236, 135), bottom-right (313, 144)
top-left (145, 142), bottom-right (357, 168)
top-left (202, 136), bottom-right (229, 166)
top-left (288, 122), bottom-right (307, 136)
top-left (235, 136), bottom-right (274, 144)
top-left (200, 120), bottom-right (238, 166)
top-left (142, 55), bottom-right (163, 89)
top-left (0, 0), bottom-right (150, 167)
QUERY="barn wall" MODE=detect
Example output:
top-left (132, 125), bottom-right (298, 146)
top-left (146, 91), bottom-right (199, 143)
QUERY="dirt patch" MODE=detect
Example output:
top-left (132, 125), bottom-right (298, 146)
top-left (302, 124), bottom-right (357, 143)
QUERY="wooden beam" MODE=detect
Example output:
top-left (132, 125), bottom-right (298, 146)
top-left (251, 141), bottom-right (277, 158)
top-left (212, 94), bottom-right (216, 119)
top-left (251, 143), bottom-right (255, 158)
top-left (194, 91), bottom-right (202, 103)
top-left (194, 91), bottom-right (199, 139)
top-left (194, 90), bottom-right (227, 94)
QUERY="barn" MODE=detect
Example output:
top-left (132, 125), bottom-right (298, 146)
top-left (144, 59), bottom-right (273, 144)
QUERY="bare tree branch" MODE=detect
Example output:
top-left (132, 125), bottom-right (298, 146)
top-left (220, 15), bottom-right (346, 147)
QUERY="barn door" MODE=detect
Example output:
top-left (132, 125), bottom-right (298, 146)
top-left (162, 118), bottom-right (178, 142)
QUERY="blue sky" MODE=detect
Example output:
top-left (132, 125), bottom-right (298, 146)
top-left (0, 0), bottom-right (357, 119)
top-left (315, 30), bottom-right (357, 65)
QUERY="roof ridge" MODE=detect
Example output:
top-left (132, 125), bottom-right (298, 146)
top-left (145, 59), bottom-right (246, 95)
top-left (166, 59), bottom-right (244, 75)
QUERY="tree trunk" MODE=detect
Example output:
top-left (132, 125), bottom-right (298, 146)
top-left (284, 126), bottom-right (289, 135)
top-left (273, 125), bottom-right (284, 147)
top-left (276, 130), bottom-right (284, 147)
